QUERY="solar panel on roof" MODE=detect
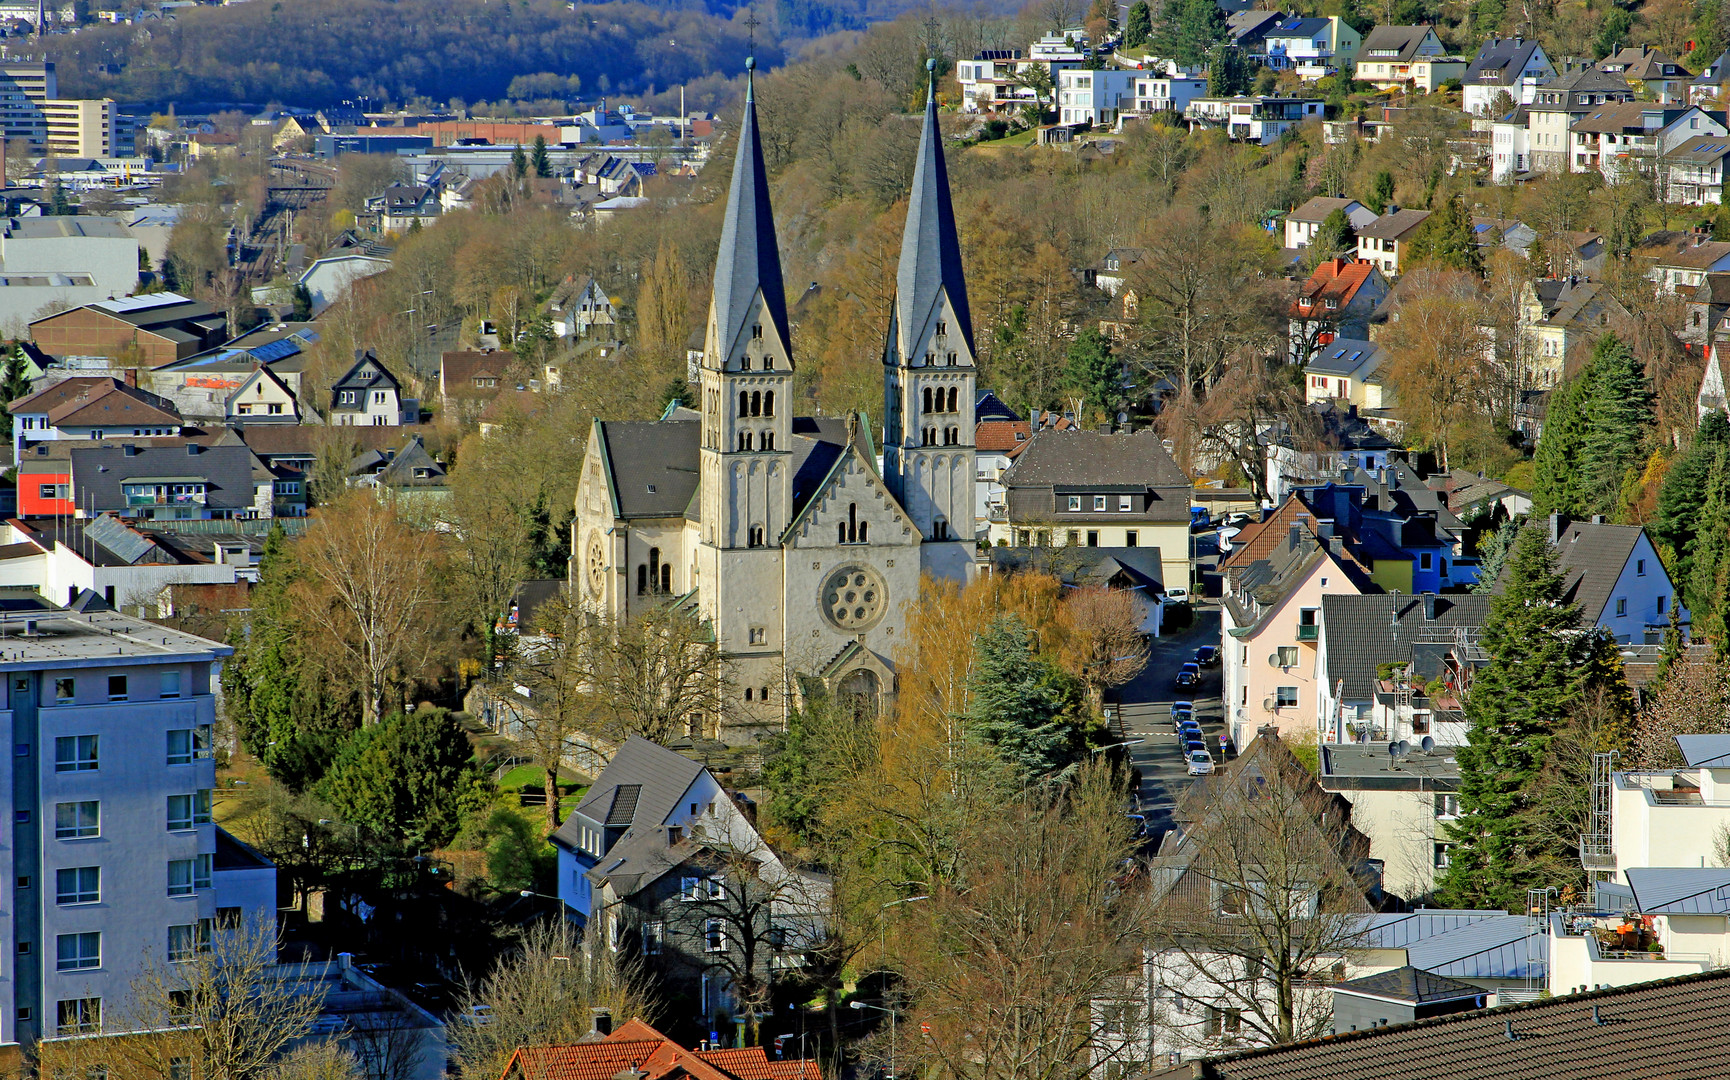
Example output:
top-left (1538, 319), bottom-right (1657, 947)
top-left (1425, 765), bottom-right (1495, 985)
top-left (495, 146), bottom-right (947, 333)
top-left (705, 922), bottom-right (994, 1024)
top-left (249, 338), bottom-right (303, 363)
top-left (1349, 351), bottom-right (1363, 361)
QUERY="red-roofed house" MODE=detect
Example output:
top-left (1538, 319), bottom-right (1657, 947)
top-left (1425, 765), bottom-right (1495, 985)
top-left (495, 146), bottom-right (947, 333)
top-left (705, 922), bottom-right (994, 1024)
top-left (976, 417), bottom-right (1032, 534)
top-left (499, 1016), bottom-right (824, 1080)
top-left (1288, 257), bottom-right (1390, 364)
top-left (8, 375), bottom-right (183, 460)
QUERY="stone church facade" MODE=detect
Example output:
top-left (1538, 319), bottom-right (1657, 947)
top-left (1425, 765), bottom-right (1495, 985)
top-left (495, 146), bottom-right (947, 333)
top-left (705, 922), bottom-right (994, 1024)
top-left (571, 62), bottom-right (977, 742)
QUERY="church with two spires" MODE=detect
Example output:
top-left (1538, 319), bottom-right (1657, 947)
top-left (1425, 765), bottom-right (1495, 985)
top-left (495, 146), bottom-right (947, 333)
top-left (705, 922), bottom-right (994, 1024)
top-left (571, 61), bottom-right (978, 741)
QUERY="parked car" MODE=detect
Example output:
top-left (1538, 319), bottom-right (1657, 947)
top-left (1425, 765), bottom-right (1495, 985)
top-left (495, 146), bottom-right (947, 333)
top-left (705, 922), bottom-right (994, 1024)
top-left (1183, 737), bottom-right (1208, 757)
top-left (1195, 646), bottom-right (1218, 666)
top-left (1186, 749), bottom-right (1215, 776)
top-left (1177, 722), bottom-right (1201, 745)
top-left (1175, 662), bottom-right (1201, 688)
top-left (1165, 588), bottom-right (1190, 602)
top-left (1171, 699), bottom-right (1195, 718)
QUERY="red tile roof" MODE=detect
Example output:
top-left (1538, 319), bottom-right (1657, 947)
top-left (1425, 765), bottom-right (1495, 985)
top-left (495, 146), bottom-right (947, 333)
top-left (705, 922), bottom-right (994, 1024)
top-left (976, 419), bottom-right (1031, 452)
top-left (499, 1019), bottom-right (824, 1080)
top-left (1291, 258), bottom-right (1378, 317)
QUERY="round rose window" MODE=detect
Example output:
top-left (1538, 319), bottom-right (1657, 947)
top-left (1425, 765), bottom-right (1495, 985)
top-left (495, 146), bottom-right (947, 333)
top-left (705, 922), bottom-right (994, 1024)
top-left (822, 565), bottom-right (888, 632)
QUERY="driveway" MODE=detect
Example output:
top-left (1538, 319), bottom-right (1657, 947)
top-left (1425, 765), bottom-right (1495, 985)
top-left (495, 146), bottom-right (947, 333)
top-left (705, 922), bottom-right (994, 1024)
top-left (1113, 599), bottom-right (1224, 842)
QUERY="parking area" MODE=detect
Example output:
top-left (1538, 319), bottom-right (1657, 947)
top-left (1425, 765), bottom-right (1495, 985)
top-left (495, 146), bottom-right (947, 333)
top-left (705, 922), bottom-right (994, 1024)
top-left (1114, 600), bottom-right (1225, 844)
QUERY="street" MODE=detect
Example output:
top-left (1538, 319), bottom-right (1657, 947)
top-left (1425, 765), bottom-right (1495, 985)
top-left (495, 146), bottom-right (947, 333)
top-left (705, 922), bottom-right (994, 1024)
top-left (1115, 593), bottom-right (1224, 845)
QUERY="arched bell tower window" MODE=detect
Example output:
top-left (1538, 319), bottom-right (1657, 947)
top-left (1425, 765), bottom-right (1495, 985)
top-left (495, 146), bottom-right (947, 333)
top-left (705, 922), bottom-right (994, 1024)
top-left (738, 389), bottom-right (749, 415)
top-left (922, 387), bottom-right (933, 412)
top-left (763, 390), bottom-right (774, 417)
top-left (750, 391), bottom-right (761, 416)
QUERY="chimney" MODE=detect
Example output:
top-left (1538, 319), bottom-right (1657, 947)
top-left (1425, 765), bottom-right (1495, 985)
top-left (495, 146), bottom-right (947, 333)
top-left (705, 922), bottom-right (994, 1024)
top-left (1591, 513), bottom-right (1606, 524)
top-left (122, 444), bottom-right (136, 457)
top-left (186, 443), bottom-right (201, 456)
top-left (1548, 512), bottom-right (1565, 544)
top-left (121, 368), bottom-right (137, 387)
top-left (1288, 524), bottom-right (1302, 549)
top-left (1422, 592), bottom-right (1436, 620)
top-left (590, 1008), bottom-right (613, 1037)
top-left (1388, 203), bottom-right (1400, 215)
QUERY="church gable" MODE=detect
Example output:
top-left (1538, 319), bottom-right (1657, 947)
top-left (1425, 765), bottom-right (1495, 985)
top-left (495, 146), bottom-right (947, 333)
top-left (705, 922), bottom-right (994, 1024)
top-left (787, 445), bottom-right (919, 550)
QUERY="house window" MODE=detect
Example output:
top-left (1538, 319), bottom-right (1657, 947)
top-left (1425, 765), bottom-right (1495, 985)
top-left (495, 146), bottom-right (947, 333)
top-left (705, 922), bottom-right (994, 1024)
top-left (748, 626), bottom-right (767, 646)
top-left (1118, 495), bottom-right (1133, 512)
top-left (166, 791), bottom-right (212, 831)
top-left (706, 877), bottom-right (726, 900)
top-left (167, 920), bottom-right (211, 963)
top-left (1126, 530), bottom-right (1138, 547)
top-left (167, 855), bottom-right (213, 896)
top-left (1419, 552), bottom-right (1433, 571)
top-left (56, 997), bottom-right (100, 1035)
top-left (56, 932), bottom-right (100, 971)
top-left (161, 671), bottom-right (182, 698)
top-left (54, 678), bottom-right (74, 703)
top-left (1637, 558), bottom-right (1646, 576)
top-left (705, 919), bottom-right (727, 952)
top-left (1067, 530), bottom-right (1080, 546)
top-left (1658, 595), bottom-right (1669, 614)
top-left (54, 735), bottom-right (98, 772)
top-left (1205, 1006), bottom-right (1243, 1037)
top-left (1433, 842), bottom-right (1453, 869)
top-left (643, 920), bottom-right (665, 955)
top-left (267, 403), bottom-right (283, 415)
top-left (1087, 530), bottom-right (1099, 547)
top-left (1068, 496), bottom-right (1082, 511)
top-left (1275, 686), bottom-right (1299, 708)
top-left (1093, 495), bottom-right (1108, 511)
top-left (680, 877), bottom-right (700, 901)
top-left (56, 867), bottom-right (99, 905)
top-left (1434, 793), bottom-right (1460, 819)
top-left (1276, 646), bottom-right (1299, 668)
top-left (55, 801), bottom-right (99, 839)
top-left (1616, 598), bottom-right (1627, 617)
top-left (107, 675), bottom-right (126, 702)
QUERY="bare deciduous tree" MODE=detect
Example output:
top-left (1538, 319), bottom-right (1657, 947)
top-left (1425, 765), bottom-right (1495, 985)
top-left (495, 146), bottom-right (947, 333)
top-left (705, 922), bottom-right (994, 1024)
top-left (1379, 270), bottom-right (1493, 473)
top-left (297, 492), bottom-right (439, 725)
top-left (1058, 586), bottom-right (1150, 711)
top-left (574, 602), bottom-right (729, 743)
top-left (345, 1008), bottom-right (428, 1080)
top-left (269, 1042), bottom-right (364, 1080)
top-left (1633, 647), bottom-right (1730, 768)
top-left (508, 589), bottom-right (589, 829)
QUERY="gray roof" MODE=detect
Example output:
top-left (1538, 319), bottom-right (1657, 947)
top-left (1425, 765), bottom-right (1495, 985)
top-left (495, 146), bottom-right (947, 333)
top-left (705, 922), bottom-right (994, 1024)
top-left (1266, 16), bottom-right (1331, 38)
top-left (1320, 742), bottom-right (1460, 789)
top-left (1553, 519), bottom-right (1645, 621)
top-left (707, 65), bottom-right (789, 369)
top-left (1697, 46), bottom-right (1730, 87)
top-left (1357, 208), bottom-right (1431, 241)
top-left (1620, 867), bottom-right (1730, 915)
top-left (1676, 733), bottom-right (1730, 767)
top-left (989, 545), bottom-right (1165, 590)
top-left (891, 75), bottom-right (974, 359)
top-left (1306, 337), bottom-right (1385, 380)
top-left (553, 736), bottom-right (707, 856)
top-left (68, 444), bottom-right (259, 514)
top-left (594, 419), bottom-right (702, 519)
top-left (1334, 965), bottom-right (1486, 1004)
top-left (1357, 910), bottom-right (1548, 980)
top-left (6, 215), bottom-right (132, 239)
top-left (331, 350), bottom-right (401, 396)
top-left (1666, 133), bottom-right (1730, 164)
top-left (1287, 196), bottom-right (1365, 224)
top-left (1358, 25), bottom-right (1435, 63)
top-left (369, 436), bottom-right (446, 489)
top-left (1320, 593), bottom-right (1492, 702)
top-left (1465, 37), bottom-right (1547, 87)
top-left (1002, 428), bottom-right (1189, 489)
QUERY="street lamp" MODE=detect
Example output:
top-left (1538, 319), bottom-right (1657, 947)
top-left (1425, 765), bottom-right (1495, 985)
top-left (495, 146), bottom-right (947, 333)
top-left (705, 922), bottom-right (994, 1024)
top-left (850, 999), bottom-right (898, 1080)
top-left (1091, 738), bottom-right (1145, 753)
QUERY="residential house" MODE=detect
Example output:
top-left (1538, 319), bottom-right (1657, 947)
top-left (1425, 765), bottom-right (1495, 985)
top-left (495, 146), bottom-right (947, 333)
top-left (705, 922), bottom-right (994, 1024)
top-left (1092, 247), bottom-right (1144, 295)
top-left (352, 435), bottom-right (449, 513)
top-left (552, 738), bottom-right (827, 1034)
top-left (1462, 36), bottom-right (1556, 115)
top-left (547, 275), bottom-right (617, 340)
top-left (974, 398), bottom-right (1030, 532)
top-left (1330, 464), bottom-right (1491, 591)
top-left (499, 1016), bottom-right (823, 1080)
top-left (1184, 96), bottom-right (1324, 144)
top-left (1552, 866), bottom-right (1730, 993)
top-left (1543, 513), bottom-right (1683, 643)
top-left (1597, 44), bottom-right (1691, 103)
top-left (955, 50), bottom-right (1035, 114)
top-left (1262, 16), bottom-right (1361, 79)
top-left (1057, 67), bottom-right (1138, 126)
top-left (1519, 276), bottom-right (1630, 385)
top-left (1220, 517), bottom-right (1375, 748)
top-left (1598, 735), bottom-right (1730, 879)
top-left (1354, 208), bottom-right (1431, 275)
top-left (1224, 8), bottom-right (1288, 65)
top-left (68, 442), bottom-right (295, 522)
top-left (1568, 103), bottom-right (1725, 177)
top-left (0, 513), bottom-right (262, 613)
top-left (29, 293), bottom-right (227, 368)
top-left (329, 350), bottom-right (415, 426)
top-left (1318, 741), bottom-right (1465, 903)
top-left (1282, 197), bottom-right (1377, 251)
top-left (1352, 25), bottom-right (1464, 92)
top-left (1678, 273), bottom-right (1730, 351)
top-left (990, 545), bottom-right (1166, 633)
top-left (1526, 68), bottom-right (1636, 173)
top-left (1328, 967), bottom-right (1487, 1032)
top-left (1287, 257), bottom-right (1389, 363)
top-left (271, 114), bottom-right (323, 151)
top-left (1315, 591), bottom-right (1490, 746)
top-left (1263, 403), bottom-right (1403, 501)
top-left (1490, 103), bottom-right (1532, 180)
top-left (994, 427), bottom-right (1193, 594)
top-left (1648, 235), bottom-right (1730, 293)
top-left (477, 388), bottom-right (543, 439)
top-left (438, 349), bottom-right (512, 421)
top-left (144, 322), bottom-right (321, 423)
top-left (223, 366), bottom-right (302, 425)
top-left (1663, 134), bottom-right (1730, 203)
top-left (1303, 337), bottom-right (1388, 409)
top-left (1154, 969), bottom-right (1730, 1078)
top-left (1471, 217), bottom-right (1539, 256)
top-left (296, 241), bottom-right (392, 313)
top-left (1130, 73), bottom-right (1209, 117)
top-left (368, 182), bottom-right (439, 232)
top-left (0, 596), bottom-right (276, 1049)
top-left (1701, 333), bottom-right (1727, 417)
top-left (1692, 46), bottom-right (1730, 104)
top-left (8, 376), bottom-right (182, 459)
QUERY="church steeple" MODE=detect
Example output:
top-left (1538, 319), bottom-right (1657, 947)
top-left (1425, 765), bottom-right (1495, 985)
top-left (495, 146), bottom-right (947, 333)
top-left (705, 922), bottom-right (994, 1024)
top-left (888, 60), bottom-right (974, 364)
top-left (882, 59), bottom-right (976, 560)
top-left (704, 57), bottom-right (791, 371)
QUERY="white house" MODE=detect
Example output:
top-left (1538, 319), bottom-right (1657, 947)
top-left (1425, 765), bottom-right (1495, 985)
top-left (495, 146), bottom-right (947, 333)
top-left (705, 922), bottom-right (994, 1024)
top-left (1057, 67), bottom-right (1138, 127)
top-left (329, 350), bottom-right (416, 427)
top-left (1184, 96), bottom-right (1324, 144)
top-left (1130, 74), bottom-right (1209, 117)
top-left (297, 252), bottom-right (391, 313)
top-left (1283, 196), bottom-right (1377, 250)
top-left (1263, 16), bottom-right (1361, 80)
top-left (1462, 36), bottom-right (1555, 115)
top-left (1547, 514), bottom-right (1684, 644)
top-left (1491, 104), bottom-right (1532, 181)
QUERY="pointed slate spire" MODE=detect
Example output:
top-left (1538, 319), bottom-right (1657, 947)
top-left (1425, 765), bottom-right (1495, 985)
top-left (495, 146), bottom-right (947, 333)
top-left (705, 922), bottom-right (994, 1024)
top-left (706, 56), bottom-right (789, 366)
top-left (892, 58), bottom-right (974, 360)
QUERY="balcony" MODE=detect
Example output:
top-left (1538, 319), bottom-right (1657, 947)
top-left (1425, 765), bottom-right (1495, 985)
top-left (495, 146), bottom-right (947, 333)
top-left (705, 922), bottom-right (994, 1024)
top-left (1296, 624), bottom-right (1319, 642)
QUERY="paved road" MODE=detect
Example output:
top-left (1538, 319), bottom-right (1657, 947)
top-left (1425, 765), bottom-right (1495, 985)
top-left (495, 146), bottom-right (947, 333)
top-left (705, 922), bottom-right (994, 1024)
top-left (1115, 596), bottom-right (1225, 844)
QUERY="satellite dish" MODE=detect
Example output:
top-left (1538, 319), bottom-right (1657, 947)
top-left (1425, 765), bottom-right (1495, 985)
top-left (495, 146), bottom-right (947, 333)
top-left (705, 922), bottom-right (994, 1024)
top-left (1268, 653), bottom-right (1282, 669)
top-left (1263, 697), bottom-right (1277, 711)
top-left (1396, 740), bottom-right (1410, 757)
top-left (1387, 741), bottom-right (1399, 759)
top-left (1421, 736), bottom-right (1436, 754)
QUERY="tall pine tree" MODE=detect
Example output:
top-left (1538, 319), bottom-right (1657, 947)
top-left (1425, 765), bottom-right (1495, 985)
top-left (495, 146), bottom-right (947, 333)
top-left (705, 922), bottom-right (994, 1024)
top-left (1125, 0), bottom-right (1152, 47)
top-left (1577, 334), bottom-right (1652, 517)
top-left (1531, 371), bottom-right (1589, 516)
top-left (964, 615), bottom-right (1082, 777)
top-left (1438, 525), bottom-right (1584, 911)
top-left (1654, 411), bottom-right (1730, 597)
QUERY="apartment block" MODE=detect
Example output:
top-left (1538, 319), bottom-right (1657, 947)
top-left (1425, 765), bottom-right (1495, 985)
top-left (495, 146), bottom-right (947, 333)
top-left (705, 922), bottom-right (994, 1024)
top-left (0, 596), bottom-right (274, 1048)
top-left (0, 63), bottom-right (127, 157)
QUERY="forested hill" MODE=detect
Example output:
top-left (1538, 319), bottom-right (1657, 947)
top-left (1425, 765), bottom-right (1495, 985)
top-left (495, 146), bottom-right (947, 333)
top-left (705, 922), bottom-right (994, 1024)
top-left (49, 0), bottom-right (779, 109)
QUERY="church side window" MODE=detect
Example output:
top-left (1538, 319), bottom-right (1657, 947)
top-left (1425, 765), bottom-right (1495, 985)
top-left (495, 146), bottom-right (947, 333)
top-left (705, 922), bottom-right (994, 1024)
top-left (738, 432), bottom-right (754, 451)
top-left (762, 431), bottom-right (775, 450)
top-left (933, 519), bottom-right (950, 541)
top-left (739, 390), bottom-right (749, 416)
top-left (946, 387), bottom-right (958, 412)
top-left (750, 391), bottom-right (761, 416)
top-left (763, 390), bottom-right (774, 417)
top-left (841, 503), bottom-right (867, 544)
top-left (661, 565), bottom-right (672, 593)
top-left (922, 387), bottom-right (933, 412)
top-left (637, 565), bottom-right (648, 595)
top-left (749, 525), bottom-right (765, 547)
top-left (752, 324), bottom-right (763, 340)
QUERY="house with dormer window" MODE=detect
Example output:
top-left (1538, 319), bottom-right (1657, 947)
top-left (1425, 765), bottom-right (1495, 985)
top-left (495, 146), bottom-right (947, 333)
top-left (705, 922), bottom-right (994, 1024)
top-left (329, 349), bottom-right (416, 426)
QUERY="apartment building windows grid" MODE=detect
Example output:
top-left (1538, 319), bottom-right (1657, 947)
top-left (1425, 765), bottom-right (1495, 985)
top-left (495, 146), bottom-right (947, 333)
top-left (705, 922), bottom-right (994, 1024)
top-left (56, 997), bottom-right (100, 1036)
top-left (167, 855), bottom-right (212, 896)
top-left (55, 931), bottom-right (100, 971)
top-left (55, 800), bottom-right (99, 839)
top-left (55, 866), bottom-right (99, 905)
top-left (54, 735), bottom-right (97, 772)
top-left (167, 920), bottom-right (211, 963)
top-left (166, 791), bottom-right (212, 831)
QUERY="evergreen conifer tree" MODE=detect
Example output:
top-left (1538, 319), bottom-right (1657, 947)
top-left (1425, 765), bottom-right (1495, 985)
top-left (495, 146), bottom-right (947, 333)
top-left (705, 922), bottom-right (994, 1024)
top-left (1308, 207), bottom-right (1356, 261)
top-left (531, 134), bottom-right (553, 178)
top-left (1125, 0), bottom-right (1152, 47)
top-left (1576, 334), bottom-right (1652, 517)
top-left (1531, 371), bottom-right (1589, 516)
top-left (1438, 525), bottom-right (1584, 910)
top-left (1689, 446), bottom-right (1730, 650)
top-left (1654, 411), bottom-right (1730, 592)
top-left (511, 143), bottom-right (529, 180)
top-left (1152, 0), bottom-right (1227, 69)
top-left (1064, 327), bottom-right (1119, 422)
top-left (1401, 193), bottom-right (1482, 275)
top-left (1365, 170), bottom-right (1395, 214)
top-left (964, 615), bottom-right (1080, 777)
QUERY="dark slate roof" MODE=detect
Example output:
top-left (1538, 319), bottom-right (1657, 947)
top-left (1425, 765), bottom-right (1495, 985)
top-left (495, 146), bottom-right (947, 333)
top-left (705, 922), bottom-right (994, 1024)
top-left (1001, 428), bottom-right (1189, 489)
top-left (68, 444), bottom-right (258, 514)
top-left (975, 389), bottom-right (1021, 423)
top-left (1697, 46), bottom-right (1730, 87)
top-left (989, 545), bottom-right (1165, 591)
top-left (1334, 965), bottom-right (1486, 1005)
top-left (707, 63), bottom-right (790, 368)
top-left (370, 435), bottom-right (446, 488)
top-left (1356, 208), bottom-right (1431, 241)
top-left (1158, 968), bottom-right (1730, 1080)
top-left (1266, 16), bottom-right (1331, 38)
top-left (1465, 37), bottom-right (1547, 87)
top-left (1621, 867), bottom-right (1730, 915)
top-left (553, 736), bottom-right (707, 852)
top-left (1675, 733), bottom-right (1730, 767)
top-left (594, 419), bottom-right (702, 519)
top-left (891, 71), bottom-right (974, 358)
top-left (1358, 25), bottom-right (1435, 63)
top-left (1306, 337), bottom-right (1385, 379)
top-left (1320, 592), bottom-right (1491, 701)
top-left (331, 349), bottom-right (401, 396)
top-left (1553, 519), bottom-right (1644, 621)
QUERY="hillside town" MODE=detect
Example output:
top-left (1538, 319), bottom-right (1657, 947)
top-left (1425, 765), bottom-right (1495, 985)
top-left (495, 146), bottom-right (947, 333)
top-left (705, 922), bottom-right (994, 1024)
top-left (0, 0), bottom-right (1724, 1077)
